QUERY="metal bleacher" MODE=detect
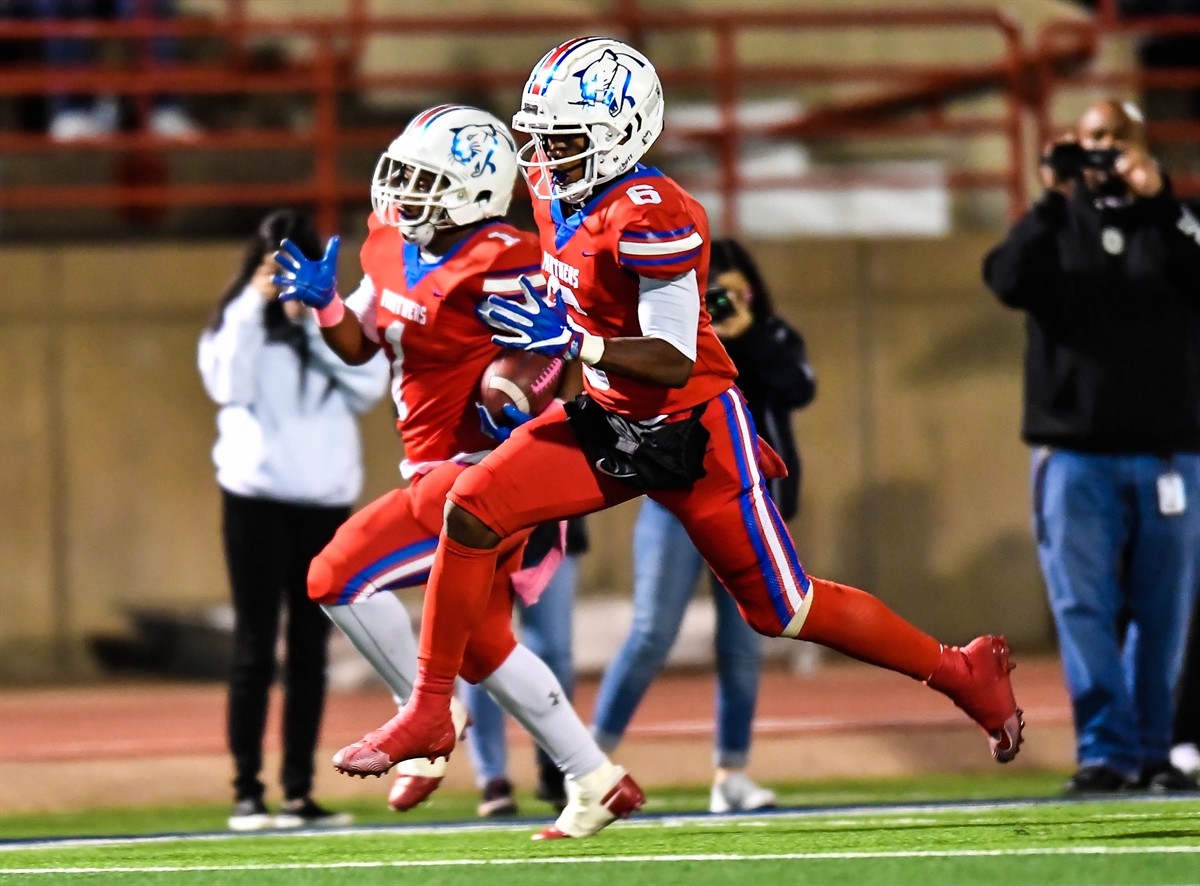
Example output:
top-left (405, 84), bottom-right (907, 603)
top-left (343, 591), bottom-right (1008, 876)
top-left (0, 0), bottom-right (1197, 238)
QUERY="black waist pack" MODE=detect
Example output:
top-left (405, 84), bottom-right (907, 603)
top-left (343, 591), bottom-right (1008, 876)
top-left (563, 394), bottom-right (709, 491)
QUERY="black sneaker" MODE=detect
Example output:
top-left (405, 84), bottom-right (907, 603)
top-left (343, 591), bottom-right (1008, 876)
top-left (477, 777), bottom-right (518, 817)
top-left (1063, 765), bottom-right (1132, 794)
top-left (274, 797), bottom-right (353, 828)
top-left (228, 797), bottom-right (273, 831)
top-left (1137, 762), bottom-right (1199, 794)
top-left (535, 750), bottom-right (568, 812)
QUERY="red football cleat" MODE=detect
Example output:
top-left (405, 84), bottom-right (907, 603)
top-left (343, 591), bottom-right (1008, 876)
top-left (927, 635), bottom-right (1024, 763)
top-left (533, 762), bottom-right (645, 840)
top-left (386, 696), bottom-right (469, 810)
top-left (388, 770), bottom-right (443, 812)
top-left (332, 687), bottom-right (457, 778)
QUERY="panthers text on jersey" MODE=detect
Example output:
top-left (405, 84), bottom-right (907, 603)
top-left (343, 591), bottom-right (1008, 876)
top-left (530, 165), bottom-right (737, 419)
top-left (345, 215), bottom-right (544, 476)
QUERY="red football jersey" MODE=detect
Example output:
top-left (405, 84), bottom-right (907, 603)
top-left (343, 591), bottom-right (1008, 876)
top-left (531, 166), bottom-right (737, 419)
top-left (348, 216), bottom-right (542, 474)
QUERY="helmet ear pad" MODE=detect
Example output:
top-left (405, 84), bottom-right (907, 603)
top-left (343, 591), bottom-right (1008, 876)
top-left (444, 186), bottom-right (510, 228)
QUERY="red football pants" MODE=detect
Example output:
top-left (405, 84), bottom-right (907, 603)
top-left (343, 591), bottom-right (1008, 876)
top-left (434, 388), bottom-right (943, 684)
top-left (449, 390), bottom-right (811, 637)
top-left (307, 461), bottom-right (528, 684)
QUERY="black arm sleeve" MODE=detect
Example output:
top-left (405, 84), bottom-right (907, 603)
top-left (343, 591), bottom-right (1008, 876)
top-left (723, 314), bottom-right (816, 410)
top-left (982, 192), bottom-right (1066, 310)
top-left (1143, 188), bottom-right (1200, 298)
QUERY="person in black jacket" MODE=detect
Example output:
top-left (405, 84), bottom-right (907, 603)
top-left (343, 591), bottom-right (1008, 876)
top-left (983, 99), bottom-right (1200, 795)
top-left (591, 239), bottom-right (816, 813)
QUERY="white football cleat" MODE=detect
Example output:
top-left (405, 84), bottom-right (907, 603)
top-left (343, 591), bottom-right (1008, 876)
top-left (388, 695), bottom-right (469, 811)
top-left (1171, 743), bottom-right (1200, 778)
top-left (709, 772), bottom-right (777, 814)
top-left (532, 761), bottom-right (644, 840)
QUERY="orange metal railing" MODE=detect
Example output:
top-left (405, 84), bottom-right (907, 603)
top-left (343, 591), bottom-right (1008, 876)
top-left (0, 5), bottom-right (1028, 236)
top-left (1, 4), bottom-right (1196, 235)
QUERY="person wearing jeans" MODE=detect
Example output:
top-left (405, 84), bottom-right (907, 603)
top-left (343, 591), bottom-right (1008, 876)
top-left (590, 239), bottom-right (816, 813)
top-left (1034, 451), bottom-right (1200, 785)
top-left (463, 520), bottom-right (585, 816)
top-left (1171, 603), bottom-right (1200, 778)
top-left (985, 99), bottom-right (1200, 793)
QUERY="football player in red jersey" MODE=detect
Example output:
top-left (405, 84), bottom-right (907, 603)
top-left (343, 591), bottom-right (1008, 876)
top-left (273, 104), bottom-right (644, 839)
top-left (333, 39), bottom-right (1025, 823)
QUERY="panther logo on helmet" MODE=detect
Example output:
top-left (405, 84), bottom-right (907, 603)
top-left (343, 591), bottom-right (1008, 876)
top-left (572, 49), bottom-right (637, 118)
top-left (449, 124), bottom-right (502, 178)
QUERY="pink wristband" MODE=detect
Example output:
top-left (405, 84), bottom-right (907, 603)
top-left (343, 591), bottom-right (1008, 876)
top-left (315, 294), bottom-right (345, 327)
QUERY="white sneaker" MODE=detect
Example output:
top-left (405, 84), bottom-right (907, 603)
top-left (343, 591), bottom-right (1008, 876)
top-left (1171, 743), bottom-right (1200, 778)
top-left (710, 772), bottom-right (777, 814)
top-left (227, 798), bottom-right (273, 831)
top-left (49, 108), bottom-right (113, 142)
top-left (148, 106), bottom-right (200, 141)
top-left (532, 760), bottom-right (645, 840)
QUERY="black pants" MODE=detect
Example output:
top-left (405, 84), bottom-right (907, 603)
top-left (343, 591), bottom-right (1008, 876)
top-left (222, 490), bottom-right (350, 802)
top-left (1176, 599), bottom-right (1200, 747)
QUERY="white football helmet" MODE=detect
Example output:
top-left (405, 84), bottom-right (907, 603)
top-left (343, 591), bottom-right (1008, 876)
top-left (371, 105), bottom-right (519, 246)
top-left (511, 37), bottom-right (664, 203)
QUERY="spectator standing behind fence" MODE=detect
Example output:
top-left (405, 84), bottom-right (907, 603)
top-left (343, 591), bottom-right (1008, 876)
top-left (198, 210), bottom-right (390, 829)
top-left (1172, 195), bottom-right (1200, 784)
top-left (29, 0), bottom-right (199, 140)
top-left (1171, 605), bottom-right (1200, 778)
top-left (983, 100), bottom-right (1200, 794)
top-left (591, 239), bottom-right (816, 813)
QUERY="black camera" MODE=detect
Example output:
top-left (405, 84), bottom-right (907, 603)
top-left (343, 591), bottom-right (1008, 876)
top-left (705, 285), bottom-right (736, 323)
top-left (1042, 143), bottom-right (1123, 180)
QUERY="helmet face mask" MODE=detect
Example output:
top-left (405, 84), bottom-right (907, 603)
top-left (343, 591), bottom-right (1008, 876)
top-left (371, 157), bottom-right (463, 245)
top-left (512, 38), bottom-right (663, 203)
top-left (516, 125), bottom-right (615, 203)
top-left (371, 105), bottom-right (518, 246)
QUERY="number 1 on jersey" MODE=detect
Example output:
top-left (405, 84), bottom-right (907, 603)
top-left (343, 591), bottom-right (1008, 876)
top-left (384, 320), bottom-right (408, 421)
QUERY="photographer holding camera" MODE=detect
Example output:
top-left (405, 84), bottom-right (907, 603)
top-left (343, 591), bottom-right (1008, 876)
top-left (592, 239), bottom-right (815, 813)
top-left (984, 100), bottom-right (1200, 794)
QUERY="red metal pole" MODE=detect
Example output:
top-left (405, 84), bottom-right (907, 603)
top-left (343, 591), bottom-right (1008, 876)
top-left (714, 21), bottom-right (738, 236)
top-left (1002, 29), bottom-right (1026, 219)
top-left (313, 34), bottom-right (339, 238)
top-left (133, 0), bottom-right (152, 129)
top-left (227, 0), bottom-right (247, 69)
top-left (616, 0), bottom-right (645, 49)
top-left (1096, 0), bottom-right (1120, 29)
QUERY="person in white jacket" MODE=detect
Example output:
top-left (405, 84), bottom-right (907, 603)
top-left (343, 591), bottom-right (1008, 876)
top-left (198, 210), bottom-right (389, 830)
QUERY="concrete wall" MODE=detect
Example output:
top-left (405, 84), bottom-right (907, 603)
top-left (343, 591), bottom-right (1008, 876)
top-left (0, 233), bottom-right (1053, 681)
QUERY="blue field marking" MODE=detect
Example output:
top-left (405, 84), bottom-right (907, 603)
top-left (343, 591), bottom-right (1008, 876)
top-left (0, 793), bottom-right (1191, 852)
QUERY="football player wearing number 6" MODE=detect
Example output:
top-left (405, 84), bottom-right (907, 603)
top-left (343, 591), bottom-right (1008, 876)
top-left (333, 38), bottom-right (1026, 808)
top-left (273, 104), bottom-right (645, 840)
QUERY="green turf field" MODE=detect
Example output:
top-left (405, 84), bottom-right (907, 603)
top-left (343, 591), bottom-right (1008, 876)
top-left (0, 771), bottom-right (1073, 840)
top-left (0, 774), bottom-right (1197, 885)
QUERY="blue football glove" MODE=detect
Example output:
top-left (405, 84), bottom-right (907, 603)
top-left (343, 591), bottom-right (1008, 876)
top-left (273, 235), bottom-right (339, 309)
top-left (476, 275), bottom-right (584, 361)
top-left (477, 401), bottom-right (533, 443)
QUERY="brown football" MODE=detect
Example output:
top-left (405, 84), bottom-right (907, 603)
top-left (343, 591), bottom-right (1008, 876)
top-left (479, 351), bottom-right (564, 417)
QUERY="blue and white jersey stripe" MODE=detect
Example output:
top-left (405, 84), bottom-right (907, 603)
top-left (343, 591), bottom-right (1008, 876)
top-left (617, 229), bottom-right (703, 258)
top-left (480, 267), bottom-right (546, 296)
top-left (336, 537), bottom-right (439, 605)
top-left (718, 389), bottom-right (810, 636)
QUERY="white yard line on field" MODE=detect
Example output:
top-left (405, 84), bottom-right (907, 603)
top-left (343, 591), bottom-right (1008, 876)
top-left (0, 795), bottom-right (1191, 853)
top-left (1, 845), bottom-right (1199, 876)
